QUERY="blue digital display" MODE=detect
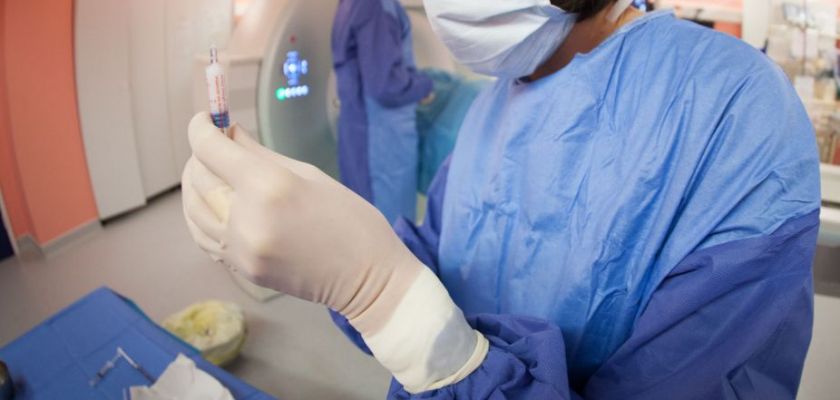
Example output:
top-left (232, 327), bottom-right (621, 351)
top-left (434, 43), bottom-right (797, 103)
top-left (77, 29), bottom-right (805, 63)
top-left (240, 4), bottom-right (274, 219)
top-left (276, 85), bottom-right (310, 101)
top-left (277, 50), bottom-right (310, 102)
top-left (283, 50), bottom-right (308, 86)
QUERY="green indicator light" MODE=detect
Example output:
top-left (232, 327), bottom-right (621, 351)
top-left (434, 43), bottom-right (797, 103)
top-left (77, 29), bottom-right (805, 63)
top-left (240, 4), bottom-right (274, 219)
top-left (276, 87), bottom-right (286, 101)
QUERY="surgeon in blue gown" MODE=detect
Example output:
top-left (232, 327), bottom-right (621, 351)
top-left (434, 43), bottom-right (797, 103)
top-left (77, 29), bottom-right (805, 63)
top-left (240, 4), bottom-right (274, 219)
top-left (183, 0), bottom-right (821, 398)
top-left (329, 2), bottom-right (821, 399)
top-left (332, 0), bottom-right (434, 223)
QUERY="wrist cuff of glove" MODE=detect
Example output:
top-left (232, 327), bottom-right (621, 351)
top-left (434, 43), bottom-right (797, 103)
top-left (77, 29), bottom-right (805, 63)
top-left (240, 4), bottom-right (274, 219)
top-left (352, 267), bottom-right (489, 393)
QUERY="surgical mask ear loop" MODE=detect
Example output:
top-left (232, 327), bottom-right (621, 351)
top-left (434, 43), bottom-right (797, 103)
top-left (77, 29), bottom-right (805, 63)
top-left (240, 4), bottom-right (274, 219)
top-left (607, 0), bottom-right (634, 22)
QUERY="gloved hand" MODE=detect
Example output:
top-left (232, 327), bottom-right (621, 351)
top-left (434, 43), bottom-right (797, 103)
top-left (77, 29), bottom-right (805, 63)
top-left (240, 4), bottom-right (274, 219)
top-left (182, 113), bottom-right (488, 392)
top-left (420, 91), bottom-right (436, 106)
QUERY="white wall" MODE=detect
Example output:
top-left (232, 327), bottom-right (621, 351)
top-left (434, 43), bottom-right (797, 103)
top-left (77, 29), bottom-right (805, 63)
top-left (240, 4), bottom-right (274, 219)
top-left (76, 0), bottom-right (233, 219)
top-left (129, 0), bottom-right (178, 198)
top-left (75, 0), bottom-right (147, 219)
top-left (742, 0), bottom-right (771, 48)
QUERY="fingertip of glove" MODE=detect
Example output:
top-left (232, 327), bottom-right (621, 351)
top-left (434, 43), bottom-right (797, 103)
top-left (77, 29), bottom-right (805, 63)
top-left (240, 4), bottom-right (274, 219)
top-left (229, 124), bottom-right (251, 144)
top-left (188, 112), bottom-right (214, 144)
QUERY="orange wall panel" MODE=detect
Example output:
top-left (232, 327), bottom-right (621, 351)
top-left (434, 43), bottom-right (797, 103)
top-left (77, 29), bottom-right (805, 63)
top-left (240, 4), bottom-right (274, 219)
top-left (3, 0), bottom-right (98, 244)
top-left (0, 0), bottom-right (34, 238)
top-left (714, 22), bottom-right (742, 37)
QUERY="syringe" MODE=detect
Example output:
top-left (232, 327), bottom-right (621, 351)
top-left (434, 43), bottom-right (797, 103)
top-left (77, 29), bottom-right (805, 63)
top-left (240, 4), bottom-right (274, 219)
top-left (206, 46), bottom-right (231, 138)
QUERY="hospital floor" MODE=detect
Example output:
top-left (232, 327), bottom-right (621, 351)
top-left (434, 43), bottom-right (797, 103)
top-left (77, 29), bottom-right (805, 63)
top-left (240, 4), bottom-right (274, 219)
top-left (0, 190), bottom-right (838, 400)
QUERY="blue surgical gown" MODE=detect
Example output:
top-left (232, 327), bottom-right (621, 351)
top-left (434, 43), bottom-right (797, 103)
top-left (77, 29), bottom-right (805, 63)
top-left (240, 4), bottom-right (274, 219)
top-left (332, 0), bottom-right (433, 223)
top-left (331, 11), bottom-right (821, 398)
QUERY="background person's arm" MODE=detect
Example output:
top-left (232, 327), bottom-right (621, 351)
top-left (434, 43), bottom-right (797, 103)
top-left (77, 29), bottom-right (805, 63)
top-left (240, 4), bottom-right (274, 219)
top-left (355, 0), bottom-right (432, 107)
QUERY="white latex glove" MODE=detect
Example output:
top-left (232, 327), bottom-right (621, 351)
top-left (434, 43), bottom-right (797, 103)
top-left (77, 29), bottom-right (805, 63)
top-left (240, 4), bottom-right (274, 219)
top-left (182, 113), bottom-right (488, 392)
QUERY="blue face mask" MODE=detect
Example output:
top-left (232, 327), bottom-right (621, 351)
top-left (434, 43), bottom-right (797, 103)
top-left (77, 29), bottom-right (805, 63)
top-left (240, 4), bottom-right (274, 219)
top-left (423, 0), bottom-right (633, 78)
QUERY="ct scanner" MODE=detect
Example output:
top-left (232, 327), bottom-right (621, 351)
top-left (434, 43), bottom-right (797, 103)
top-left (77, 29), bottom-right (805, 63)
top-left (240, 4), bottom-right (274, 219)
top-left (193, 0), bottom-right (459, 179)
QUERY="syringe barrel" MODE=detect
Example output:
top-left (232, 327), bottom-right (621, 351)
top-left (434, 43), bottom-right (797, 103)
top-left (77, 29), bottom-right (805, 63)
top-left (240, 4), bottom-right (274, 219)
top-left (206, 53), bottom-right (229, 130)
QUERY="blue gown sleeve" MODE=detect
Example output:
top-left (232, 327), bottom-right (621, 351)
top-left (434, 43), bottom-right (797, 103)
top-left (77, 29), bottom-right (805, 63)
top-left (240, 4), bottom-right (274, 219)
top-left (328, 158), bottom-right (452, 354)
top-left (355, 0), bottom-right (433, 107)
top-left (385, 210), bottom-right (818, 399)
top-left (582, 210), bottom-right (818, 400)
